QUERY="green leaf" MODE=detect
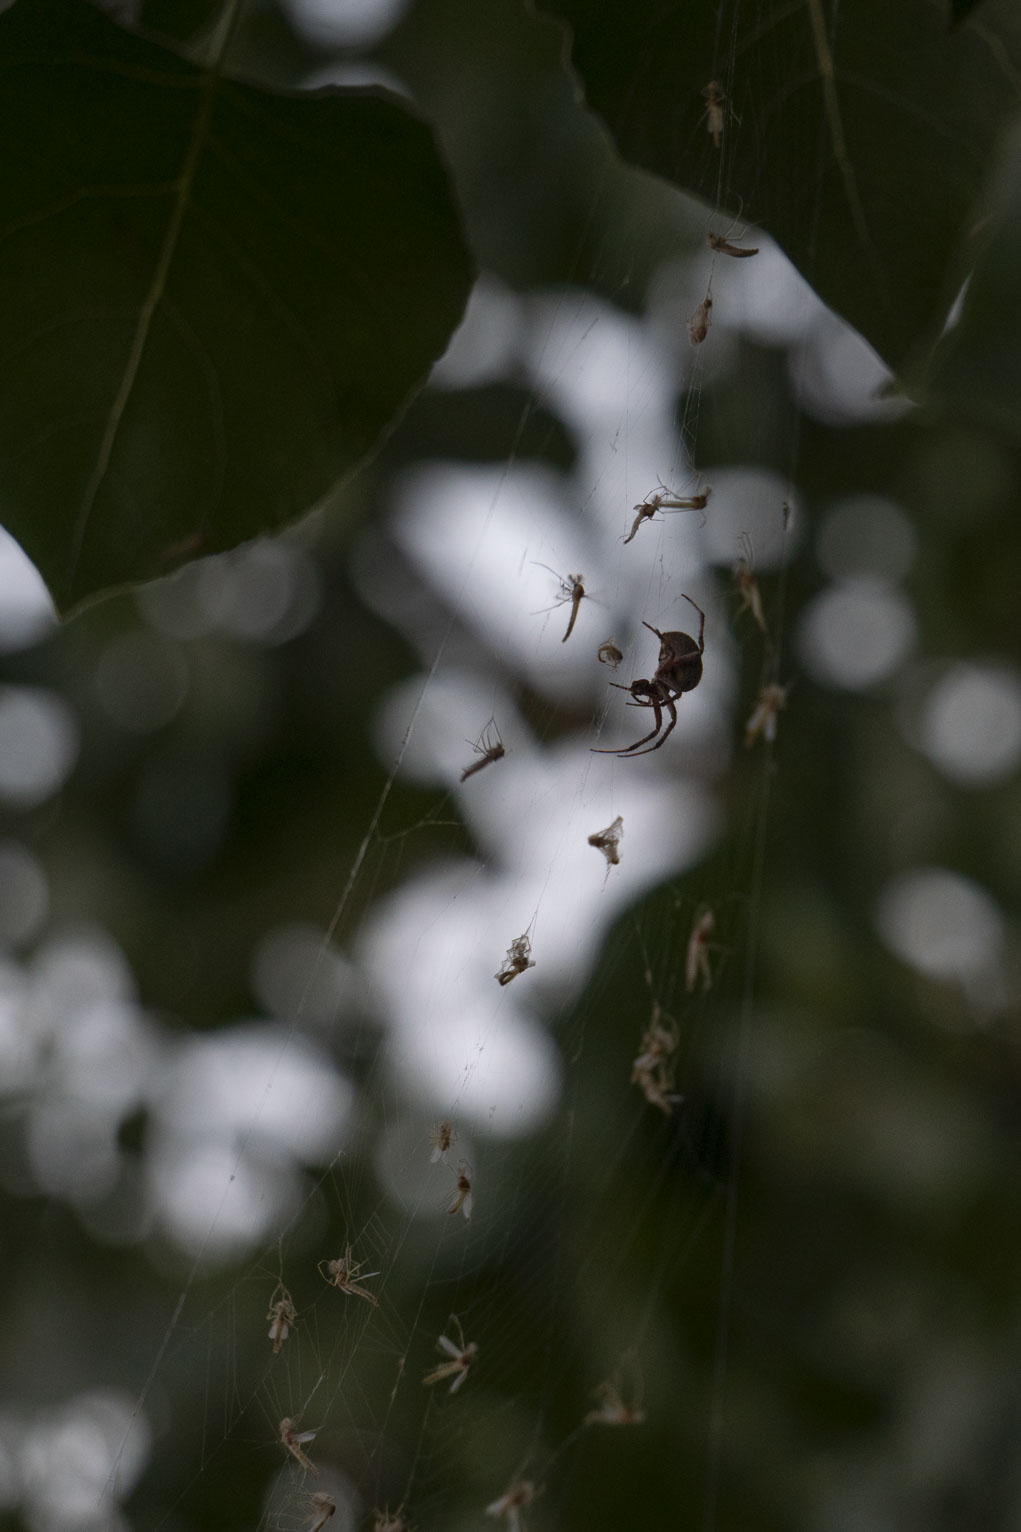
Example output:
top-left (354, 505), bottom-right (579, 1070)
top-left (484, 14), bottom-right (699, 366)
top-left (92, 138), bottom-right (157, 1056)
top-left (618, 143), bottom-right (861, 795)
top-left (949, 0), bottom-right (990, 28)
top-left (539, 0), bottom-right (1021, 377)
top-left (0, 0), bottom-right (474, 614)
top-left (138, 0), bottom-right (222, 43)
top-left (925, 128), bottom-right (1021, 437)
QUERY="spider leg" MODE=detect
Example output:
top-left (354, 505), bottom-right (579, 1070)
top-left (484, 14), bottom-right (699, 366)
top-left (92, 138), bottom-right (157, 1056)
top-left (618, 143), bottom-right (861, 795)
top-left (592, 699), bottom-right (664, 755)
top-left (622, 695), bottom-right (679, 756)
top-left (681, 593), bottom-right (706, 652)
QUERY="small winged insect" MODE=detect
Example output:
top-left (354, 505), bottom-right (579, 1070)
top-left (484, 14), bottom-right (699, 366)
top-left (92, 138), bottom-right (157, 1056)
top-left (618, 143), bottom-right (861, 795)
top-left (685, 907), bottom-right (716, 994)
top-left (588, 815), bottom-right (623, 867)
top-left (688, 292), bottom-right (713, 346)
top-left (267, 1282), bottom-right (297, 1354)
top-left (495, 930), bottom-right (535, 985)
top-left (701, 79), bottom-right (727, 148)
top-left (373, 1507), bottom-right (411, 1532)
top-left (597, 637), bottom-right (623, 669)
top-left (318, 1244), bottom-right (381, 1306)
top-left (279, 1417), bottom-right (319, 1476)
top-left (707, 230), bottom-right (758, 258)
top-left (584, 1373), bottom-right (646, 1427)
top-left (448, 1162), bottom-right (473, 1220)
top-left (744, 681), bottom-right (789, 748)
top-left (532, 564), bottom-right (588, 642)
top-left (429, 1119), bottom-right (456, 1162)
top-left (734, 534), bottom-right (768, 633)
top-left (631, 1003), bottom-right (681, 1115)
top-left (460, 720), bottom-right (505, 783)
top-left (423, 1315), bottom-right (478, 1393)
top-left (624, 481), bottom-right (711, 544)
top-left (485, 1480), bottom-right (535, 1532)
top-left (305, 1493), bottom-right (336, 1532)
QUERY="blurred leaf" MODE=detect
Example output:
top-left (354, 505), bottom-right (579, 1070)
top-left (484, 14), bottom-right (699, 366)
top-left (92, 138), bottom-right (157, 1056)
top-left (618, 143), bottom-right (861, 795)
top-left (0, 0), bottom-right (474, 614)
top-left (949, 0), bottom-right (990, 26)
top-left (539, 0), bottom-right (1021, 376)
top-left (138, 0), bottom-right (221, 42)
top-left (925, 127), bottom-right (1021, 436)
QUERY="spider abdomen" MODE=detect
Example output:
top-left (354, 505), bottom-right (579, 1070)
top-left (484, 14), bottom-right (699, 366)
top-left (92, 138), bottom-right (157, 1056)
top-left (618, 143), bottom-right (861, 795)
top-left (656, 631), bottom-right (703, 693)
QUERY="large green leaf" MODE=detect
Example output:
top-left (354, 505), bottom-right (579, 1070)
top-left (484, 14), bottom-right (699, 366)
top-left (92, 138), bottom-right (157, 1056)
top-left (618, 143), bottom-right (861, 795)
top-left (925, 126), bottom-right (1021, 436)
top-left (0, 0), bottom-right (474, 614)
top-left (539, 0), bottom-right (1021, 378)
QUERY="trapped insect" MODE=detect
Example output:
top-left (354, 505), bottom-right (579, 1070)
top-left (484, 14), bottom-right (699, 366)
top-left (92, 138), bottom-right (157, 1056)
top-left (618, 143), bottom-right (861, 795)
top-left (423, 1315), bottom-right (478, 1393)
top-left (532, 564), bottom-right (588, 642)
top-left (460, 720), bottom-right (505, 782)
top-left (707, 230), bottom-right (758, 258)
top-left (305, 1493), bottom-right (336, 1532)
top-left (688, 292), bottom-right (712, 345)
top-left (373, 1506), bottom-right (411, 1532)
top-left (597, 637), bottom-right (623, 669)
top-left (429, 1120), bottom-right (457, 1162)
top-left (588, 815), bottom-right (623, 867)
top-left (584, 1375), bottom-right (647, 1428)
top-left (631, 1004), bottom-right (681, 1115)
top-left (496, 930), bottom-right (535, 985)
top-left (744, 681), bottom-right (789, 748)
top-left (701, 80), bottom-right (727, 148)
top-left (318, 1244), bottom-right (381, 1306)
top-left (592, 595), bottom-right (705, 757)
top-left (624, 481), bottom-right (711, 544)
top-left (685, 907), bottom-right (716, 993)
top-left (486, 1480), bottom-right (535, 1532)
top-left (266, 1282), bottom-right (297, 1354)
top-left (448, 1162), bottom-right (473, 1220)
top-left (279, 1417), bottom-right (319, 1476)
top-left (734, 534), bottom-right (767, 633)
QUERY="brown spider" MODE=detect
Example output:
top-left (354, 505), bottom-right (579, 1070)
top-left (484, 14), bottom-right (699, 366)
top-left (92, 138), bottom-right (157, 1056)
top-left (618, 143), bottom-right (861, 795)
top-left (592, 595), bottom-right (705, 758)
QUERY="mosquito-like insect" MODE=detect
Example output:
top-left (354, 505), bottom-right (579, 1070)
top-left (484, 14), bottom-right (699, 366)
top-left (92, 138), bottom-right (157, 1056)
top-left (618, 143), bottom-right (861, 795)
top-left (305, 1493), bottom-right (336, 1532)
top-left (318, 1245), bottom-right (381, 1306)
top-left (486, 1480), bottom-right (535, 1532)
top-left (423, 1315), bottom-right (478, 1393)
top-left (279, 1417), bottom-right (319, 1476)
top-left (448, 1162), bottom-right (473, 1220)
top-left (685, 907), bottom-right (716, 993)
top-left (744, 681), bottom-right (789, 748)
top-left (532, 564), bottom-right (588, 642)
top-left (707, 230), bottom-right (758, 258)
top-left (267, 1282), bottom-right (297, 1354)
top-left (701, 80), bottom-right (727, 148)
top-left (373, 1506), bottom-right (411, 1532)
top-left (631, 1004), bottom-right (681, 1115)
top-left (584, 1375), bottom-right (647, 1427)
top-left (624, 482), bottom-right (711, 544)
top-left (688, 291), bottom-right (712, 346)
top-left (597, 637), bottom-right (623, 669)
top-left (460, 720), bottom-right (505, 783)
top-left (496, 930), bottom-right (534, 986)
top-left (429, 1120), bottom-right (456, 1162)
top-left (588, 815), bottom-right (623, 867)
top-left (734, 533), bottom-right (767, 632)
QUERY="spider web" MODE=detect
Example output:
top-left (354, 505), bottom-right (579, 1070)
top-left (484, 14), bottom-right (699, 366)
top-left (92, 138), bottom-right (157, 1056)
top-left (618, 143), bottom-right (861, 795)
top-left (0, 4), bottom-right (934, 1532)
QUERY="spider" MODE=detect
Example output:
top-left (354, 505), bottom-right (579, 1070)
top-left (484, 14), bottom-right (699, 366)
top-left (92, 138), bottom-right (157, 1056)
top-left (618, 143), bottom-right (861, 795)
top-left (592, 595), bottom-right (705, 757)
